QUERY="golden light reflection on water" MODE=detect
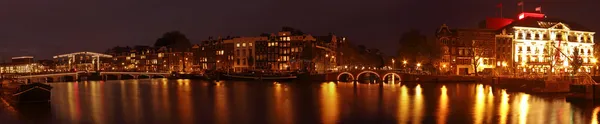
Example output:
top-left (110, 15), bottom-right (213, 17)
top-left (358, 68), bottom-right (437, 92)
top-left (474, 84), bottom-right (485, 124)
top-left (499, 90), bottom-right (509, 124)
top-left (67, 82), bottom-right (80, 122)
top-left (398, 85), bottom-right (410, 124)
top-left (131, 80), bottom-right (142, 124)
top-left (321, 82), bottom-right (339, 124)
top-left (592, 106), bottom-right (600, 124)
top-left (90, 82), bottom-right (105, 124)
top-left (485, 86), bottom-right (494, 124)
top-left (518, 94), bottom-right (530, 124)
top-left (161, 79), bottom-right (172, 120)
top-left (215, 81), bottom-right (229, 124)
top-left (177, 79), bottom-right (193, 124)
top-left (413, 84), bottom-right (424, 124)
top-left (437, 85), bottom-right (448, 124)
top-left (273, 82), bottom-right (294, 124)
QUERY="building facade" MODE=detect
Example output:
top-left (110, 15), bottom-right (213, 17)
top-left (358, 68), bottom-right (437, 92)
top-left (436, 25), bottom-right (497, 75)
top-left (497, 14), bottom-right (596, 73)
top-left (0, 56), bottom-right (46, 74)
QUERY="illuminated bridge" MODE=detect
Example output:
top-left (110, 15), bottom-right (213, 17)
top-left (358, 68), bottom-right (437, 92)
top-left (325, 70), bottom-right (403, 83)
top-left (17, 71), bottom-right (170, 82)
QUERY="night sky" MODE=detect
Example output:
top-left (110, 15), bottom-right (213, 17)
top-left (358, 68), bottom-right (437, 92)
top-left (1, 0), bottom-right (598, 60)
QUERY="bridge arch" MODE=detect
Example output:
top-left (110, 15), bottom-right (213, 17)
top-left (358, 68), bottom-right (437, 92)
top-left (355, 71), bottom-right (381, 80)
top-left (382, 73), bottom-right (402, 82)
top-left (336, 72), bottom-right (355, 81)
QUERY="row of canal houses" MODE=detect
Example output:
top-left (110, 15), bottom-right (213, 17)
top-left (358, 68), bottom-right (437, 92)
top-left (1, 29), bottom-right (343, 74)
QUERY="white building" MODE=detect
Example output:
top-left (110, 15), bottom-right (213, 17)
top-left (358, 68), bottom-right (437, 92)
top-left (498, 13), bottom-right (595, 73)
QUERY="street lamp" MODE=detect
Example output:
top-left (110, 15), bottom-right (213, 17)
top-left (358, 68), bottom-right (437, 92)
top-left (392, 59), bottom-right (395, 70)
top-left (416, 63), bottom-right (421, 70)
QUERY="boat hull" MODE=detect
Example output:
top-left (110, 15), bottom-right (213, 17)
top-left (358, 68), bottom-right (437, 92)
top-left (1, 83), bottom-right (52, 104)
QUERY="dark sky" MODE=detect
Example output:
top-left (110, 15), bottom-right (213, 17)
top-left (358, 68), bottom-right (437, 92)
top-left (1, 0), bottom-right (598, 59)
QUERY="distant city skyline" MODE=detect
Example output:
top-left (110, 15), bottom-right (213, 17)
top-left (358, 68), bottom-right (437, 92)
top-left (1, 0), bottom-right (599, 59)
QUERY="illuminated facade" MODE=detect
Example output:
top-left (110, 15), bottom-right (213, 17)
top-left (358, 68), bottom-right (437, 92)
top-left (192, 38), bottom-right (234, 72)
top-left (231, 37), bottom-right (263, 72)
top-left (436, 24), bottom-right (497, 75)
top-left (498, 15), bottom-right (596, 73)
top-left (0, 56), bottom-right (45, 74)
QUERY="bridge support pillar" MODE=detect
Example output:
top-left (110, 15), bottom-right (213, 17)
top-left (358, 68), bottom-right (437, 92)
top-left (117, 75), bottom-right (122, 80)
top-left (133, 75), bottom-right (139, 79)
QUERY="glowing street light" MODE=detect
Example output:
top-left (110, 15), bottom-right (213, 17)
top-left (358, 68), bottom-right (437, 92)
top-left (417, 63), bottom-right (421, 67)
top-left (392, 59), bottom-right (395, 70)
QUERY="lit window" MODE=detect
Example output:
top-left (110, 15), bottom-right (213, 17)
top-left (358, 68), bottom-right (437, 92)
top-left (158, 53), bottom-right (164, 58)
top-left (243, 43), bottom-right (246, 47)
top-left (131, 53), bottom-right (136, 57)
top-left (237, 43), bottom-right (240, 47)
top-left (249, 43), bottom-right (253, 46)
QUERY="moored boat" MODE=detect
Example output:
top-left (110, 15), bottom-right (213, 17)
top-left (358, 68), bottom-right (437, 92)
top-left (1, 80), bottom-right (52, 104)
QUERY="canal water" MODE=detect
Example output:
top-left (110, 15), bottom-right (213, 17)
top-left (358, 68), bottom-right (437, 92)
top-left (1, 79), bottom-right (599, 124)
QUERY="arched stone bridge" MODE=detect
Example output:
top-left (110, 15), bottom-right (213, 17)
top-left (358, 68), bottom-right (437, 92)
top-left (325, 70), bottom-right (402, 82)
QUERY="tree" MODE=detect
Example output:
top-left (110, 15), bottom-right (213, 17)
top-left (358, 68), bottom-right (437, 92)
top-left (260, 33), bottom-right (270, 37)
top-left (470, 40), bottom-right (487, 76)
top-left (281, 26), bottom-right (305, 35)
top-left (154, 31), bottom-right (192, 52)
top-left (572, 47), bottom-right (583, 74)
top-left (545, 42), bottom-right (558, 73)
top-left (398, 29), bottom-right (429, 63)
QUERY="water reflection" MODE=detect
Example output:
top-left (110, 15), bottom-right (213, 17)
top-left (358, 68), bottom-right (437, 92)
top-left (518, 94), bottom-right (530, 124)
top-left (214, 80), bottom-right (229, 124)
top-left (412, 84), bottom-right (424, 124)
top-left (176, 79), bottom-right (193, 124)
top-left (499, 90), bottom-right (509, 124)
top-left (90, 81), bottom-right (105, 124)
top-left (593, 106), bottom-right (600, 124)
top-left (398, 85), bottom-right (410, 124)
top-left (474, 84), bottom-right (485, 124)
top-left (437, 85), bottom-right (448, 124)
top-left (2, 81), bottom-right (596, 124)
top-left (321, 82), bottom-right (339, 124)
top-left (272, 82), bottom-right (294, 124)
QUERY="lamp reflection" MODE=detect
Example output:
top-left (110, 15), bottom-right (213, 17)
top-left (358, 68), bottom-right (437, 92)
top-left (437, 85), bottom-right (448, 124)
top-left (214, 81), bottom-right (229, 124)
top-left (592, 106), bottom-right (600, 124)
top-left (518, 94), bottom-right (530, 124)
top-left (273, 82), bottom-right (293, 124)
top-left (177, 79), bottom-right (193, 123)
top-left (398, 85), bottom-right (409, 124)
top-left (485, 86), bottom-right (494, 124)
top-left (498, 90), bottom-right (509, 124)
top-left (67, 82), bottom-right (81, 122)
top-left (90, 81), bottom-right (105, 124)
top-left (413, 84), bottom-right (424, 124)
top-left (321, 82), bottom-right (339, 124)
top-left (474, 84), bottom-right (484, 124)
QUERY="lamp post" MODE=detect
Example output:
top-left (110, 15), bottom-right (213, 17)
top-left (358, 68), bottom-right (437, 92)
top-left (392, 59), bottom-right (395, 70)
top-left (324, 54), bottom-right (329, 73)
top-left (403, 60), bottom-right (407, 68)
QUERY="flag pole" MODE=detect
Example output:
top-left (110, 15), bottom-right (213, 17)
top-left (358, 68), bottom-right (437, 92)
top-left (521, 1), bottom-right (524, 13)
